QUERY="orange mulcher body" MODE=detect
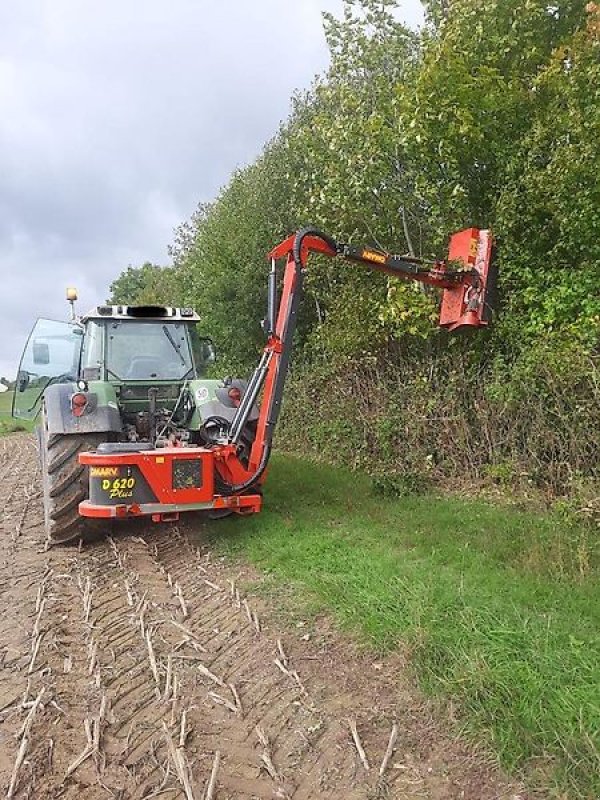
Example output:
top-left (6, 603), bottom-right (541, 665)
top-left (79, 226), bottom-right (496, 524)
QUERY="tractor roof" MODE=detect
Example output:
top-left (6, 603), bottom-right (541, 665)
top-left (82, 305), bottom-right (200, 322)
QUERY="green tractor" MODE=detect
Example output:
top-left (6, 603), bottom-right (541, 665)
top-left (13, 298), bottom-right (257, 544)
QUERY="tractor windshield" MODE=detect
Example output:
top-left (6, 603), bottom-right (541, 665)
top-left (106, 321), bottom-right (194, 381)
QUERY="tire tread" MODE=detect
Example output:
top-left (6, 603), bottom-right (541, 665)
top-left (41, 426), bottom-right (106, 544)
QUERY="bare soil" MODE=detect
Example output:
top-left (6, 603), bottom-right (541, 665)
top-left (0, 434), bottom-right (527, 799)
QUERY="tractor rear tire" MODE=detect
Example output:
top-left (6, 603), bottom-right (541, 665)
top-left (39, 422), bottom-right (106, 545)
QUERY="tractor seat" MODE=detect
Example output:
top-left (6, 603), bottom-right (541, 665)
top-left (95, 442), bottom-right (155, 454)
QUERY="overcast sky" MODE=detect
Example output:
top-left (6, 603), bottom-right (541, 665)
top-left (0, 0), bottom-right (424, 380)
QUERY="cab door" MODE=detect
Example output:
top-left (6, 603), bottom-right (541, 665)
top-left (13, 319), bottom-right (83, 420)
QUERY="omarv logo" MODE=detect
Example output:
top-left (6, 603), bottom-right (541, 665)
top-left (90, 467), bottom-right (119, 478)
top-left (361, 249), bottom-right (386, 264)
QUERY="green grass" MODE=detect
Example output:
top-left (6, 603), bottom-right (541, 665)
top-left (0, 390), bottom-right (35, 435)
top-left (208, 454), bottom-right (599, 799)
top-left (0, 390), bottom-right (13, 414)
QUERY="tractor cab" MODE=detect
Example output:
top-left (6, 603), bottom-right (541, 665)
top-left (13, 305), bottom-right (215, 421)
top-left (79, 305), bottom-right (214, 384)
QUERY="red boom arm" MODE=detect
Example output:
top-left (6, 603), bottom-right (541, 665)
top-left (219, 227), bottom-right (495, 495)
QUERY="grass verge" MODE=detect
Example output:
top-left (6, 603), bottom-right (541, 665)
top-left (0, 391), bottom-right (35, 435)
top-left (208, 454), bottom-right (599, 799)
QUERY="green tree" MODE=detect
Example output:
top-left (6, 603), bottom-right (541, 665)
top-left (496, 11), bottom-right (600, 345)
top-left (170, 138), bottom-right (301, 371)
top-left (108, 262), bottom-right (177, 306)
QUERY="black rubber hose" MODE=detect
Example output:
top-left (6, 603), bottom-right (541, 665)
top-left (292, 226), bottom-right (338, 266)
top-left (217, 227), bottom-right (338, 496)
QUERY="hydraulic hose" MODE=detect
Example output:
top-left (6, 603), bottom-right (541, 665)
top-left (218, 227), bottom-right (338, 496)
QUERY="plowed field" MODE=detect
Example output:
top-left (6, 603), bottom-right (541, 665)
top-left (0, 435), bottom-right (525, 799)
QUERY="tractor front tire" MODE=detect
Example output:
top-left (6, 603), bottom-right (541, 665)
top-left (39, 424), bottom-right (106, 545)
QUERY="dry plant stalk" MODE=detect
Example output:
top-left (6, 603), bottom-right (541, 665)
top-left (378, 722), bottom-right (399, 777)
top-left (108, 536), bottom-right (122, 567)
top-left (197, 663), bottom-right (226, 688)
top-left (261, 750), bottom-right (279, 777)
top-left (64, 720), bottom-right (94, 778)
top-left (169, 676), bottom-right (179, 727)
top-left (88, 638), bottom-right (98, 676)
top-left (255, 725), bottom-right (280, 781)
top-left (168, 619), bottom-right (206, 650)
top-left (32, 598), bottom-right (46, 638)
top-left (255, 725), bottom-right (269, 749)
top-left (174, 582), bottom-right (188, 618)
top-left (139, 601), bottom-right (148, 639)
top-left (208, 691), bottom-right (238, 715)
top-left (15, 688), bottom-right (45, 741)
top-left (14, 496), bottom-right (31, 538)
top-left (7, 736), bottom-right (29, 799)
top-left (64, 694), bottom-right (109, 779)
top-left (290, 670), bottom-right (307, 696)
top-left (277, 639), bottom-right (288, 667)
top-left (163, 655), bottom-right (173, 702)
top-left (28, 633), bottom-right (43, 675)
top-left (205, 750), bottom-right (221, 800)
top-left (35, 585), bottom-right (43, 614)
top-left (350, 719), bottom-right (370, 771)
top-left (21, 678), bottom-right (31, 708)
top-left (125, 580), bottom-right (134, 606)
top-left (50, 700), bottom-right (64, 715)
top-left (178, 708), bottom-right (187, 747)
top-left (161, 721), bottom-right (196, 800)
top-left (135, 590), bottom-right (148, 614)
top-left (82, 576), bottom-right (93, 623)
top-left (145, 630), bottom-right (160, 688)
top-left (274, 658), bottom-right (291, 677)
top-left (228, 683), bottom-right (243, 715)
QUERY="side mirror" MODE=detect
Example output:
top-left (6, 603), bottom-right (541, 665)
top-left (33, 341), bottom-right (50, 365)
top-left (17, 371), bottom-right (30, 393)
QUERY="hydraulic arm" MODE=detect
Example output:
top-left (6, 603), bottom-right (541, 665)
top-left (221, 226), bottom-right (495, 495)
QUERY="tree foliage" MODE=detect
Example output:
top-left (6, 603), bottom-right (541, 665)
top-left (108, 262), bottom-right (177, 306)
